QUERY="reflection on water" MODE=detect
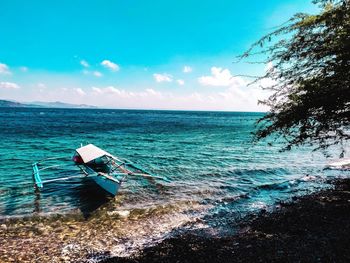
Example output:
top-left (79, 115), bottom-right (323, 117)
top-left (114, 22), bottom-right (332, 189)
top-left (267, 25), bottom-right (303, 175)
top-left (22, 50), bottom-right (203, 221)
top-left (62, 178), bottom-right (111, 218)
top-left (31, 176), bottom-right (113, 218)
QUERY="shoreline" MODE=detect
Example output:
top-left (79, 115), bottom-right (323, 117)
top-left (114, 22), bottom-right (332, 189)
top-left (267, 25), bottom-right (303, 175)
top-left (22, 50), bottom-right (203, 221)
top-left (0, 177), bottom-right (349, 262)
top-left (102, 178), bottom-right (350, 263)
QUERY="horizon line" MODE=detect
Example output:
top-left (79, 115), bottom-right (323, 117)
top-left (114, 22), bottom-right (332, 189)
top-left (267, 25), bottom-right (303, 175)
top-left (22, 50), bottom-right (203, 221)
top-left (1, 98), bottom-right (267, 113)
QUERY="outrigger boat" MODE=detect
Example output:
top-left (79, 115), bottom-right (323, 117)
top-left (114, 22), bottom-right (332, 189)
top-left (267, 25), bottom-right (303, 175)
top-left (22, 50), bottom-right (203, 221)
top-left (325, 158), bottom-right (350, 171)
top-left (32, 144), bottom-right (164, 196)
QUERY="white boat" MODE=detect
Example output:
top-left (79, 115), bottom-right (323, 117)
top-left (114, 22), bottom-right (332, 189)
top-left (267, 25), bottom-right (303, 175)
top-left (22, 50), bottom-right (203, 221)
top-left (32, 144), bottom-right (165, 196)
top-left (325, 158), bottom-right (350, 170)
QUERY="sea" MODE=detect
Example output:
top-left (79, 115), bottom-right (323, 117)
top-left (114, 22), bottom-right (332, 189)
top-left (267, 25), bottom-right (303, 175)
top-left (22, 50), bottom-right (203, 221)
top-left (0, 108), bottom-right (348, 257)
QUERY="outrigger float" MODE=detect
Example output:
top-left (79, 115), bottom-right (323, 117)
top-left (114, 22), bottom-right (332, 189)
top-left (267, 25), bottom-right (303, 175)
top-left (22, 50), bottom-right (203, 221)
top-left (32, 144), bottom-right (165, 196)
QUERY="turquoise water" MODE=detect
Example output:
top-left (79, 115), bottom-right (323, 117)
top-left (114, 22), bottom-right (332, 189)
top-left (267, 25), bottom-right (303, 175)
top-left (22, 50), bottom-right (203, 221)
top-left (0, 108), bottom-right (345, 228)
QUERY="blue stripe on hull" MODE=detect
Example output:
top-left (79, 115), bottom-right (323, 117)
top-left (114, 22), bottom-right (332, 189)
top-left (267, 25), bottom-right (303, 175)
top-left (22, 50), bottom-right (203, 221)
top-left (92, 175), bottom-right (120, 196)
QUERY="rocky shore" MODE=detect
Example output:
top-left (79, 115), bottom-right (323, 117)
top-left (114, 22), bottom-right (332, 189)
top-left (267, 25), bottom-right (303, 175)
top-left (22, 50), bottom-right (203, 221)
top-left (102, 178), bottom-right (350, 263)
top-left (1, 178), bottom-right (350, 262)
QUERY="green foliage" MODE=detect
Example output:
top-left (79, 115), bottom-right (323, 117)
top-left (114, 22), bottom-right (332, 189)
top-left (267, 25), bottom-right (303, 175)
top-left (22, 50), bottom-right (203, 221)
top-left (239, 0), bottom-right (350, 154)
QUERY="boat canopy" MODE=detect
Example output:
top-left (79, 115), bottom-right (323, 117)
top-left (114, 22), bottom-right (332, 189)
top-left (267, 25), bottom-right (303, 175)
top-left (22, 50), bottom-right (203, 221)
top-left (327, 158), bottom-right (350, 169)
top-left (76, 144), bottom-right (112, 163)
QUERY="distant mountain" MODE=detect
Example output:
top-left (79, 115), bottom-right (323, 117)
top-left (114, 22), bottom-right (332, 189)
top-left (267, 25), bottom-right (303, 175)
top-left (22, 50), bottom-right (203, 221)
top-left (0, 99), bottom-right (96, 109)
top-left (0, 100), bottom-right (38, 107)
top-left (31, 101), bottom-right (97, 109)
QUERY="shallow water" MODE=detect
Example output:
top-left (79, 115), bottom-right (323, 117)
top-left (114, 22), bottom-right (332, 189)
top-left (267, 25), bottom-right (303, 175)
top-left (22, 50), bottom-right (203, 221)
top-left (0, 108), bottom-right (347, 258)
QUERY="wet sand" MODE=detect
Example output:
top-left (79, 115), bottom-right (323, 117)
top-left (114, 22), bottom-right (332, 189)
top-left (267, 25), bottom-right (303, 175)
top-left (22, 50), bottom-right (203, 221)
top-left (102, 178), bottom-right (350, 263)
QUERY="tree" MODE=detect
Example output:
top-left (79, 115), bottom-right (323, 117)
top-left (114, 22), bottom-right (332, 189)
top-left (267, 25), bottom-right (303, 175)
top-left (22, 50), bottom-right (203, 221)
top-left (238, 0), bottom-right (350, 155)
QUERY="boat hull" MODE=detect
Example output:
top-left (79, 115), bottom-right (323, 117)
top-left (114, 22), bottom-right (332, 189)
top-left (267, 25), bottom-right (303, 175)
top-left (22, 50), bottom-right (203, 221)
top-left (91, 175), bottom-right (121, 196)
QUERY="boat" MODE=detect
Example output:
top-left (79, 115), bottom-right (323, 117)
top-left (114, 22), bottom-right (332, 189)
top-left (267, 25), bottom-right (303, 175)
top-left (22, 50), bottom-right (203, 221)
top-left (32, 144), bottom-right (165, 196)
top-left (325, 158), bottom-right (350, 170)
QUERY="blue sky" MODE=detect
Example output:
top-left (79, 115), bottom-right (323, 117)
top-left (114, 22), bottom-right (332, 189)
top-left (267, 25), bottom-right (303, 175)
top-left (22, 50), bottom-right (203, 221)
top-left (0, 0), bottom-right (317, 111)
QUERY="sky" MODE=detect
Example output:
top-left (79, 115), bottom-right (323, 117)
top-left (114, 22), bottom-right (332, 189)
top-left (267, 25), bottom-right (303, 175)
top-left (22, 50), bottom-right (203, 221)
top-left (0, 0), bottom-right (318, 111)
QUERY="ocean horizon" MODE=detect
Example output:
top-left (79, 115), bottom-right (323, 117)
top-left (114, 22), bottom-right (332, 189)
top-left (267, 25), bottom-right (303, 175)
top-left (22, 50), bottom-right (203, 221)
top-left (0, 102), bottom-right (267, 113)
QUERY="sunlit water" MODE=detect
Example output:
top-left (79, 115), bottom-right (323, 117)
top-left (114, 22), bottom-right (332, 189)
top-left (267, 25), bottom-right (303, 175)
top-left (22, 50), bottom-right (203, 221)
top-left (0, 108), bottom-right (348, 258)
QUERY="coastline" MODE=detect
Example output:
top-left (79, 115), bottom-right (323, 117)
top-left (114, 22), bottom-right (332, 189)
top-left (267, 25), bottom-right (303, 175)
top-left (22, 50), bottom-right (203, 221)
top-left (1, 177), bottom-right (349, 262)
top-left (102, 178), bottom-right (350, 263)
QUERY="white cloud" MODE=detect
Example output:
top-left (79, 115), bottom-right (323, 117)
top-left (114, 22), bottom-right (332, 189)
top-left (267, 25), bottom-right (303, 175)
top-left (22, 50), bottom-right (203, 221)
top-left (91, 86), bottom-right (163, 99)
top-left (103, 86), bottom-right (120, 94)
top-left (85, 84), bottom-right (268, 111)
top-left (0, 81), bottom-right (20, 89)
top-left (101, 60), bottom-right (120, 71)
top-left (183, 66), bottom-right (192, 73)
top-left (17, 82), bottom-right (269, 111)
top-left (177, 79), bottom-right (185, 85)
top-left (265, 61), bottom-right (274, 72)
top-left (258, 77), bottom-right (276, 89)
top-left (20, 66), bottom-right (28, 72)
top-left (80, 60), bottom-right (89, 68)
top-left (76, 88), bottom-right (86, 96)
top-left (91, 87), bottom-right (102, 93)
top-left (93, 71), bottom-right (103, 77)
top-left (198, 67), bottom-right (247, 88)
top-left (0, 63), bottom-right (11, 75)
top-left (5, 63), bottom-right (270, 111)
top-left (217, 84), bottom-right (270, 110)
top-left (92, 86), bottom-right (124, 95)
top-left (145, 88), bottom-right (161, 96)
top-left (257, 61), bottom-right (277, 87)
top-left (37, 83), bottom-right (46, 93)
top-left (37, 83), bottom-right (46, 89)
top-left (82, 69), bottom-right (103, 77)
top-left (153, 73), bottom-right (173, 83)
